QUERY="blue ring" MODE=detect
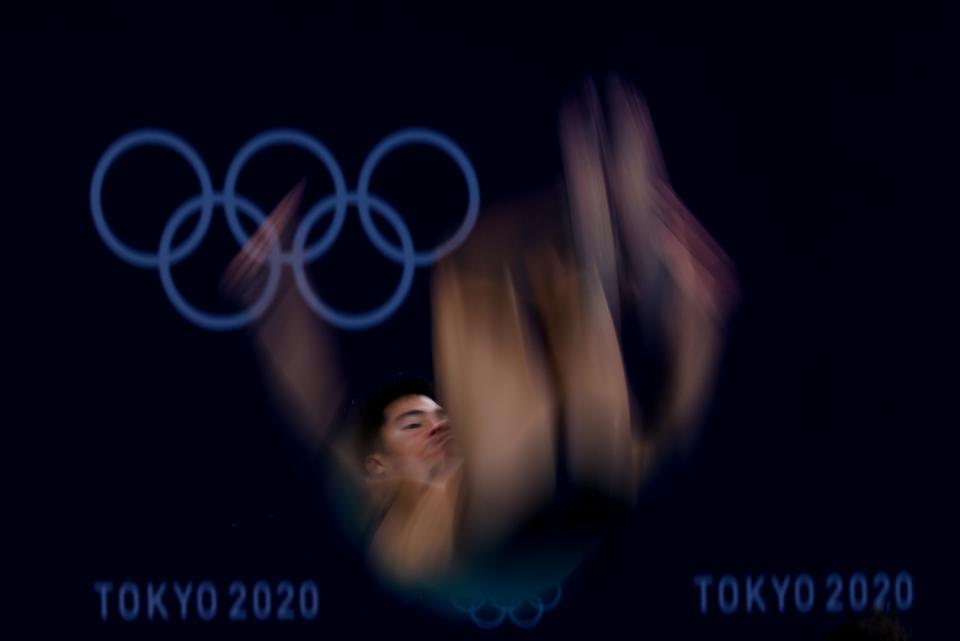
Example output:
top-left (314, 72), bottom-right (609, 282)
top-left (91, 129), bottom-right (215, 268)
top-left (223, 128), bottom-right (349, 253)
top-left (293, 193), bottom-right (352, 265)
top-left (291, 193), bottom-right (415, 331)
top-left (540, 584), bottom-right (563, 611)
top-left (158, 193), bottom-right (283, 331)
top-left (454, 583), bottom-right (562, 630)
top-left (356, 128), bottom-right (479, 266)
top-left (469, 601), bottom-right (508, 630)
top-left (509, 597), bottom-right (545, 629)
top-left (93, 127), bottom-right (479, 332)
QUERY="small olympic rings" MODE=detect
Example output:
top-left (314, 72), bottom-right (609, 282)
top-left (451, 584), bottom-right (563, 630)
top-left (90, 127), bottom-right (479, 331)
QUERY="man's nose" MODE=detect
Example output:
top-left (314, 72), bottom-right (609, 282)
top-left (427, 415), bottom-right (449, 437)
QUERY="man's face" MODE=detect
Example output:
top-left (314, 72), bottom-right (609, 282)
top-left (367, 394), bottom-right (460, 485)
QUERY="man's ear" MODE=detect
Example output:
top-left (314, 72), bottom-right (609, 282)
top-left (365, 453), bottom-right (387, 478)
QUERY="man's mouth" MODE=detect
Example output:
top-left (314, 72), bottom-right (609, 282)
top-left (432, 432), bottom-right (453, 449)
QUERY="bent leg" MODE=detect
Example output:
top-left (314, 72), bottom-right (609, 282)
top-left (528, 248), bottom-right (637, 503)
top-left (432, 257), bottom-right (558, 558)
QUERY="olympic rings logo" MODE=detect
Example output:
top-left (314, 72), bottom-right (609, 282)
top-left (451, 584), bottom-right (563, 630)
top-left (90, 127), bottom-right (480, 331)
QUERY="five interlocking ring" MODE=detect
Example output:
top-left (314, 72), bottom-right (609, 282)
top-left (90, 127), bottom-right (480, 331)
top-left (451, 584), bottom-right (563, 629)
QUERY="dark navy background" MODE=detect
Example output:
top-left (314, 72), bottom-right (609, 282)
top-left (7, 2), bottom-right (955, 639)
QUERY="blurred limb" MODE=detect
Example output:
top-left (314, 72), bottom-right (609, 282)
top-left (220, 180), bottom-right (345, 451)
top-left (527, 246), bottom-right (636, 501)
top-left (431, 234), bottom-right (558, 558)
top-left (604, 77), bottom-right (737, 485)
top-left (372, 205), bottom-right (562, 579)
top-left (605, 74), bottom-right (736, 317)
top-left (555, 77), bottom-right (738, 495)
top-left (368, 468), bottom-right (464, 584)
top-left (559, 80), bottom-right (620, 327)
top-left (605, 74), bottom-right (670, 321)
top-left (626, 233), bottom-right (725, 488)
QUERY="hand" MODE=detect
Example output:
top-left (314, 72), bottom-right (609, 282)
top-left (652, 180), bottom-right (739, 322)
top-left (605, 76), bottom-right (738, 322)
top-left (220, 179), bottom-right (305, 305)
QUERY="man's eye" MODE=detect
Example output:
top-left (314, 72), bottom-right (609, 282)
top-left (402, 423), bottom-right (420, 431)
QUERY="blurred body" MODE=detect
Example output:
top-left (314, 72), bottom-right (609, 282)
top-left (223, 76), bottom-right (737, 588)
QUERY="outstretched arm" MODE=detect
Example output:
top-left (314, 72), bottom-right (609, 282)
top-left (628, 181), bottom-right (736, 483)
top-left (605, 78), bottom-right (738, 480)
top-left (221, 181), bottom-right (345, 449)
top-left (558, 77), bottom-right (738, 491)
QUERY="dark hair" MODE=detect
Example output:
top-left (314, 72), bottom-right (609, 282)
top-left (355, 378), bottom-right (436, 459)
